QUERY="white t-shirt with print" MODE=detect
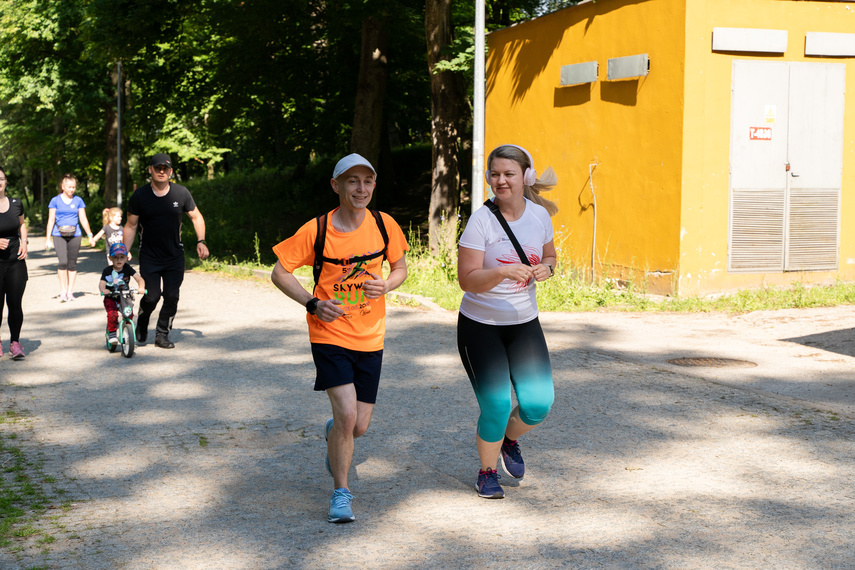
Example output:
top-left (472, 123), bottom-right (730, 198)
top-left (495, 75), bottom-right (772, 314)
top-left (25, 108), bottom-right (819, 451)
top-left (458, 198), bottom-right (554, 325)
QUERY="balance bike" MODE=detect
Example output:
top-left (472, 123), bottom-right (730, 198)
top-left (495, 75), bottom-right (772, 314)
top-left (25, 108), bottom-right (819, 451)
top-left (104, 287), bottom-right (139, 358)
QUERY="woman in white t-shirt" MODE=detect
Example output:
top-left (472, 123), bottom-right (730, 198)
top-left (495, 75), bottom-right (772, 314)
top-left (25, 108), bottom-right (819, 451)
top-left (457, 144), bottom-right (558, 500)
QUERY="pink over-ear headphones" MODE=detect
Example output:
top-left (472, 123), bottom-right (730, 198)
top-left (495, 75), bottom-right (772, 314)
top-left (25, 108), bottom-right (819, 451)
top-left (485, 144), bottom-right (537, 188)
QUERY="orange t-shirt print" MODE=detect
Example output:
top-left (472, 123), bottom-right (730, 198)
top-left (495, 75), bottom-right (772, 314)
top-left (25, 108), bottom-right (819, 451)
top-left (325, 247), bottom-right (383, 320)
top-left (272, 209), bottom-right (409, 352)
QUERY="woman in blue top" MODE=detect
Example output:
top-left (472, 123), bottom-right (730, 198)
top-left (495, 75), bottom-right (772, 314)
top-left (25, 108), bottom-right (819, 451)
top-left (45, 174), bottom-right (94, 302)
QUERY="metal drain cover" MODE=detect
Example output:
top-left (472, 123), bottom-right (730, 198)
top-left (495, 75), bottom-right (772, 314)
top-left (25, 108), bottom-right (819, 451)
top-left (666, 357), bottom-right (757, 368)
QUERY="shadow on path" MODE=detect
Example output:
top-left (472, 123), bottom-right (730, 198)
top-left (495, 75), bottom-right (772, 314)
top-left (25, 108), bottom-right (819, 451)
top-left (3, 237), bottom-right (855, 568)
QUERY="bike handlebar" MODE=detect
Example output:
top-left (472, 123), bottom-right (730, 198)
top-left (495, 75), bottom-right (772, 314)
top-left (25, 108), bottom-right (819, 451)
top-left (102, 288), bottom-right (142, 298)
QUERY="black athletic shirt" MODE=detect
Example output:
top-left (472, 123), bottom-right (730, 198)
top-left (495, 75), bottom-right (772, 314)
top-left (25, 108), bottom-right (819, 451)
top-left (128, 182), bottom-right (197, 266)
top-left (100, 264), bottom-right (137, 292)
top-left (0, 198), bottom-right (24, 262)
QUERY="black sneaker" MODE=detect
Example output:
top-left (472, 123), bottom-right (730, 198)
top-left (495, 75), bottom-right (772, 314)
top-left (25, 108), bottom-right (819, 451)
top-left (500, 439), bottom-right (525, 479)
top-left (475, 468), bottom-right (504, 499)
top-left (154, 334), bottom-right (175, 349)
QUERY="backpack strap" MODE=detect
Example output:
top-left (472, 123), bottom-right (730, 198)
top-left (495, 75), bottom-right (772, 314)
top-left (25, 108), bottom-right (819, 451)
top-left (312, 212), bottom-right (328, 294)
top-left (312, 209), bottom-right (390, 293)
top-left (483, 199), bottom-right (531, 267)
top-left (369, 209), bottom-right (389, 261)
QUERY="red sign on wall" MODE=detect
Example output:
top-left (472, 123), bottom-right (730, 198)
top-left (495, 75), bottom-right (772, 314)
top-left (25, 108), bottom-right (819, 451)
top-left (749, 127), bottom-right (773, 140)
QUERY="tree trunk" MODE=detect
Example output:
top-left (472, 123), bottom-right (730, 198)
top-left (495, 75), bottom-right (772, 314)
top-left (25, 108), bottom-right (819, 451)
top-left (350, 14), bottom-right (389, 175)
top-left (104, 67), bottom-right (119, 207)
top-left (31, 169), bottom-right (43, 208)
top-left (104, 67), bottom-right (130, 206)
top-left (426, 0), bottom-right (465, 254)
top-left (488, 0), bottom-right (512, 27)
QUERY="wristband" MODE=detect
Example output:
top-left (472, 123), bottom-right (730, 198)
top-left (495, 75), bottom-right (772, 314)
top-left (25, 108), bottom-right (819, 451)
top-left (197, 239), bottom-right (206, 245)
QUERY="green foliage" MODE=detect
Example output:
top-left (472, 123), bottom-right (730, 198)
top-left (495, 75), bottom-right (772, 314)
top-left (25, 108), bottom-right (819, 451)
top-left (190, 226), bottom-right (855, 315)
top-left (432, 27), bottom-right (476, 75)
top-left (0, 0), bottom-right (581, 219)
top-left (397, 245), bottom-right (855, 313)
top-left (183, 164), bottom-right (340, 265)
top-left (0, 0), bottom-right (110, 182)
top-left (395, 226), bottom-right (464, 310)
top-left (657, 280), bottom-right (855, 313)
top-left (147, 113), bottom-right (231, 173)
top-left (177, 142), bottom-right (433, 266)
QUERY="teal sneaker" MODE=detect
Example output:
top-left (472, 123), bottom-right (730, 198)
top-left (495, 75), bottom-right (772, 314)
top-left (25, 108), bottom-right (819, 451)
top-left (328, 488), bottom-right (355, 523)
top-left (324, 418), bottom-right (334, 477)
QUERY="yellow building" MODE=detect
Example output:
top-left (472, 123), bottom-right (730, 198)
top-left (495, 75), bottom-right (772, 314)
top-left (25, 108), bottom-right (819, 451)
top-left (486, 0), bottom-right (855, 295)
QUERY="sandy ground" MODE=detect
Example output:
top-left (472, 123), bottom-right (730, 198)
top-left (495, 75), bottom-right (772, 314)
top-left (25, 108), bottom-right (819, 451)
top-left (1, 237), bottom-right (854, 569)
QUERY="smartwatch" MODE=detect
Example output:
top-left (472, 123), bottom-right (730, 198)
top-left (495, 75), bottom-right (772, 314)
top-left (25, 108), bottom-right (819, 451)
top-left (306, 297), bottom-right (320, 315)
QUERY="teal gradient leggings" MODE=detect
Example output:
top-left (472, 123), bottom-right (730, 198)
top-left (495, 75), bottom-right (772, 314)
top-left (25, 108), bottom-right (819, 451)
top-left (457, 313), bottom-right (554, 443)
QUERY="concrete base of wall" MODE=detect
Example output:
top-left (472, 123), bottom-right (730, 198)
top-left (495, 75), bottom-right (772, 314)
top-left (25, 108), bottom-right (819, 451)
top-left (596, 263), bottom-right (677, 296)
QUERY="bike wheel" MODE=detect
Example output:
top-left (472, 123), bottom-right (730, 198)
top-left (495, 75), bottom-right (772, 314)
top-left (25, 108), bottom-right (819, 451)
top-left (121, 321), bottom-right (135, 358)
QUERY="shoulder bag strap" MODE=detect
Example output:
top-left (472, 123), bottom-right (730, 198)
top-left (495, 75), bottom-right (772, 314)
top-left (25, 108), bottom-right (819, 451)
top-left (483, 199), bottom-right (531, 267)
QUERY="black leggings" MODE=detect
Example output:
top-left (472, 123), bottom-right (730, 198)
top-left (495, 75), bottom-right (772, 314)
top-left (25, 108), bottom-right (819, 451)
top-left (0, 259), bottom-right (27, 342)
top-left (138, 263), bottom-right (186, 335)
top-left (457, 314), bottom-right (554, 442)
top-left (54, 235), bottom-right (82, 271)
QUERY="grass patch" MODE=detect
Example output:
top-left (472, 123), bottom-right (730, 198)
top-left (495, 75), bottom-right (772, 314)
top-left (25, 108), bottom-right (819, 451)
top-left (535, 269), bottom-right (855, 313)
top-left (394, 225), bottom-right (464, 310)
top-left (187, 229), bottom-right (855, 314)
top-left (0, 407), bottom-right (71, 558)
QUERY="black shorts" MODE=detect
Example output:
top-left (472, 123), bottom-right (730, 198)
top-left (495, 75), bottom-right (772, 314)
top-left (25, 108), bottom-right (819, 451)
top-left (310, 343), bottom-right (383, 404)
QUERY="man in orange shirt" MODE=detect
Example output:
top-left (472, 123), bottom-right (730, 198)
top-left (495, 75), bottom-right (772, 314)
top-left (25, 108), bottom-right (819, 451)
top-left (271, 154), bottom-right (408, 523)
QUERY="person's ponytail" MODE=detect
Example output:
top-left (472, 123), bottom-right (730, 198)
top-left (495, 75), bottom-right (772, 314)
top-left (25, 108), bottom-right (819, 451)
top-left (524, 166), bottom-right (559, 216)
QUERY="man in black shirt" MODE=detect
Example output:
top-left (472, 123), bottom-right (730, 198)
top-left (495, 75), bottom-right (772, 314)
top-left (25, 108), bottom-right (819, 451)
top-left (124, 153), bottom-right (209, 348)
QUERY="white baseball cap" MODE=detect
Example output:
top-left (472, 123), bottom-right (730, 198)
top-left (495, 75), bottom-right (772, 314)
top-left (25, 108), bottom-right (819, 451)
top-left (332, 153), bottom-right (377, 179)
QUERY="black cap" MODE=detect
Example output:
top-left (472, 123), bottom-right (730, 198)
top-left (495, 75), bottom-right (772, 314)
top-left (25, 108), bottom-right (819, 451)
top-left (149, 153), bottom-right (172, 168)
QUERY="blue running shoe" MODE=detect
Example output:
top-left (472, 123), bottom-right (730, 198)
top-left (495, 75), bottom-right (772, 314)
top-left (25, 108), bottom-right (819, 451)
top-left (476, 468), bottom-right (504, 499)
top-left (328, 488), bottom-right (355, 523)
top-left (500, 439), bottom-right (525, 479)
top-left (324, 418), bottom-right (334, 477)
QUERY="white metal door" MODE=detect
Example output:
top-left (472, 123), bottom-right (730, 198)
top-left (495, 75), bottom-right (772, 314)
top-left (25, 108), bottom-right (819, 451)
top-left (729, 61), bottom-right (789, 271)
top-left (785, 62), bottom-right (844, 270)
top-left (728, 60), bottom-right (845, 272)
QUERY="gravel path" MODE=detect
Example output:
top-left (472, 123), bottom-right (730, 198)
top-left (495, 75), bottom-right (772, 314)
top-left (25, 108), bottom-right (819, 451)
top-left (2, 237), bottom-right (855, 569)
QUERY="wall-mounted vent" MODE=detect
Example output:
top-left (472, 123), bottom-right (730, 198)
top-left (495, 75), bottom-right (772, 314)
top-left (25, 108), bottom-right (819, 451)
top-left (712, 27), bottom-right (787, 53)
top-left (606, 54), bottom-right (649, 81)
top-left (560, 61), bottom-right (598, 86)
top-left (805, 32), bottom-right (855, 57)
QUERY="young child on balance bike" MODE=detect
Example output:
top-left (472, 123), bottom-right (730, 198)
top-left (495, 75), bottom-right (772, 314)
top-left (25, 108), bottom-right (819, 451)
top-left (99, 243), bottom-right (145, 350)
